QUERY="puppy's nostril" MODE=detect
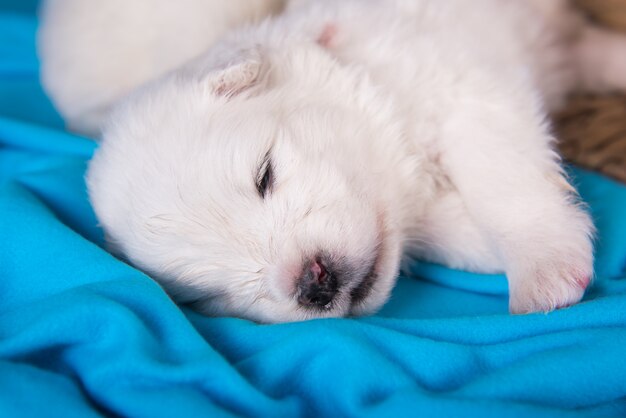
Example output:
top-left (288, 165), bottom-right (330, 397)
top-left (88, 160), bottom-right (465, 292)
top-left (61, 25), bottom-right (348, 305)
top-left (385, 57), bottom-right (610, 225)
top-left (311, 260), bottom-right (328, 283)
top-left (298, 259), bottom-right (338, 308)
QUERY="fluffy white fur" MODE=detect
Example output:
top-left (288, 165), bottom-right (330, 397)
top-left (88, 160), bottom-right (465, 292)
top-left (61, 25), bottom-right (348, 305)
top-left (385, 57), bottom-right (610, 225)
top-left (38, 0), bottom-right (285, 136)
top-left (39, 0), bottom-right (626, 322)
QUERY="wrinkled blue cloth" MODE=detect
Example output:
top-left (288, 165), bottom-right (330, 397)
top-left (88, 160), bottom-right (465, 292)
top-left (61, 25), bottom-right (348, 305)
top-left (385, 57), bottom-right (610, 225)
top-left (2, 3), bottom-right (626, 417)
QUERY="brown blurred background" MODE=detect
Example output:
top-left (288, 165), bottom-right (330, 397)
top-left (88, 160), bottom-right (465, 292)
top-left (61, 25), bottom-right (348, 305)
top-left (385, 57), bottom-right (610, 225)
top-left (556, 0), bottom-right (626, 183)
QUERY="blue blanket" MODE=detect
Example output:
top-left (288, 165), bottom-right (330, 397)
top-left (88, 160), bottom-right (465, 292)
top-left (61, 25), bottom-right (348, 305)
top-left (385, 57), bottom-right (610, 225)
top-left (2, 3), bottom-right (626, 417)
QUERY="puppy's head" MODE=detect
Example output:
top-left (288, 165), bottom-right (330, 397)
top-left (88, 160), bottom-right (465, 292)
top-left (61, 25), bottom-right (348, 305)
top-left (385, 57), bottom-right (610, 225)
top-left (87, 38), bottom-right (417, 322)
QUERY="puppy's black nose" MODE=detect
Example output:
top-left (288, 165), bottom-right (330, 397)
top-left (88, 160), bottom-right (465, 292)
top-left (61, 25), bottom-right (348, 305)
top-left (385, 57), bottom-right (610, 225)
top-left (298, 259), bottom-right (338, 308)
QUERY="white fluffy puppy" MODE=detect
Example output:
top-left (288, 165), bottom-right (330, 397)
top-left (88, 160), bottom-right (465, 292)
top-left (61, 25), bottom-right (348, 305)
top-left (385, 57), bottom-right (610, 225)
top-left (38, 0), bottom-right (285, 136)
top-left (45, 0), bottom-right (626, 322)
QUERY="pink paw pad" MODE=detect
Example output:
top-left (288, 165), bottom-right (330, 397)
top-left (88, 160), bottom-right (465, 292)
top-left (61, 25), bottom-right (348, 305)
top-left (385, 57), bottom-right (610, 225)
top-left (574, 275), bottom-right (591, 290)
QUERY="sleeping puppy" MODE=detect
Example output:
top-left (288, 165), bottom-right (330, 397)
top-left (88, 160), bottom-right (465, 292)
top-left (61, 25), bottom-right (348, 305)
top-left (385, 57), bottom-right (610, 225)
top-left (43, 0), bottom-right (626, 322)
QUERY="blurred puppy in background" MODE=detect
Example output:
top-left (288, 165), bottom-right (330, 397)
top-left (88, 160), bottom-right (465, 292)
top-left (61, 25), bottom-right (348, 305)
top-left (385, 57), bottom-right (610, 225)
top-left (38, 0), bottom-right (286, 135)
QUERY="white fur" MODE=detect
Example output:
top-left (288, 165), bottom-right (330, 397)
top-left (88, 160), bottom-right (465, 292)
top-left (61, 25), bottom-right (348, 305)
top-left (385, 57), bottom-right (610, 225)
top-left (37, 0), bottom-right (285, 136)
top-left (40, 0), bottom-right (626, 322)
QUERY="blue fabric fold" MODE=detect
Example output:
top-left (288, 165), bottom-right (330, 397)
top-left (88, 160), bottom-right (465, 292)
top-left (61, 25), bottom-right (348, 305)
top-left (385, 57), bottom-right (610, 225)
top-left (1, 3), bottom-right (625, 417)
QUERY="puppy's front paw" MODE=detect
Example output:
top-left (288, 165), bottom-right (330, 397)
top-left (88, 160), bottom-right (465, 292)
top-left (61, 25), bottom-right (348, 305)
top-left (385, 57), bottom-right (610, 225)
top-left (506, 225), bottom-right (594, 314)
top-left (508, 259), bottom-right (592, 314)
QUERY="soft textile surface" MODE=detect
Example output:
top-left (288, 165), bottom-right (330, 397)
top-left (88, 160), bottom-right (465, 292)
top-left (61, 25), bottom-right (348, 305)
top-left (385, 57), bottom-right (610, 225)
top-left (2, 3), bottom-right (626, 417)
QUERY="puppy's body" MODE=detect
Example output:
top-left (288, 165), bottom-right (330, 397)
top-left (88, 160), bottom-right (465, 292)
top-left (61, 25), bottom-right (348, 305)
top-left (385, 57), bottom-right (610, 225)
top-left (40, 1), bottom-right (626, 322)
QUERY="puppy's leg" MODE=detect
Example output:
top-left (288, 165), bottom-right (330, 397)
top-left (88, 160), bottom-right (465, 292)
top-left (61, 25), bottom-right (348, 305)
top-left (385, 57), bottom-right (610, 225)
top-left (575, 25), bottom-right (626, 93)
top-left (437, 94), bottom-right (594, 314)
top-left (411, 189), bottom-right (504, 274)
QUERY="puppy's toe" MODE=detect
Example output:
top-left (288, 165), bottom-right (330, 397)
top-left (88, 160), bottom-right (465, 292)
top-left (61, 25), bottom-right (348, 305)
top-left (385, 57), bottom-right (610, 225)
top-left (507, 251), bottom-right (593, 314)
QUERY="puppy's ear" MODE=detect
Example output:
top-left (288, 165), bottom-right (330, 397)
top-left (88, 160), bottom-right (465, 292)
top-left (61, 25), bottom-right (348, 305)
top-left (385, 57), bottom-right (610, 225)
top-left (193, 46), bottom-right (266, 99)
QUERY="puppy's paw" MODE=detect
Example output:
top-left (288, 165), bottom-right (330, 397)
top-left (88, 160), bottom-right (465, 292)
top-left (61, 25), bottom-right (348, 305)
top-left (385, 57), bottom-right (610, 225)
top-left (506, 216), bottom-right (594, 314)
top-left (508, 258), bottom-right (592, 314)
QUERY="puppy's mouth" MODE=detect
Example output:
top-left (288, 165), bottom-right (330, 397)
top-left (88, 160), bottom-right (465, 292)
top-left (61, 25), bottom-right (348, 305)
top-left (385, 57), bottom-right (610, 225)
top-left (349, 209), bottom-right (389, 309)
top-left (349, 247), bottom-right (380, 306)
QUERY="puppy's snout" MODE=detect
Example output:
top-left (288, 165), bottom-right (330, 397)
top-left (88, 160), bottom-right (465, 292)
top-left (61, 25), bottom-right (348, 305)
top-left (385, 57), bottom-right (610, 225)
top-left (298, 259), bottom-right (338, 308)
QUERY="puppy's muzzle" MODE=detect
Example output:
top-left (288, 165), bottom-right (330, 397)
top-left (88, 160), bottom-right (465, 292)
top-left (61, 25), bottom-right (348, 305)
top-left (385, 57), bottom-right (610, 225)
top-left (297, 258), bottom-right (338, 309)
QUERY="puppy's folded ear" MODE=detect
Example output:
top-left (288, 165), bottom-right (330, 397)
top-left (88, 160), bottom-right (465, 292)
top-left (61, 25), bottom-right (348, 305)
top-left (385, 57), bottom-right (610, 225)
top-left (188, 45), bottom-right (267, 99)
top-left (209, 47), bottom-right (265, 98)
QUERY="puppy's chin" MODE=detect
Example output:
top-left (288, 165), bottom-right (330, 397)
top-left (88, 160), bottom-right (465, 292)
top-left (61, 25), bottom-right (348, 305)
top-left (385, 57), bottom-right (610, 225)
top-left (189, 295), bottom-right (350, 324)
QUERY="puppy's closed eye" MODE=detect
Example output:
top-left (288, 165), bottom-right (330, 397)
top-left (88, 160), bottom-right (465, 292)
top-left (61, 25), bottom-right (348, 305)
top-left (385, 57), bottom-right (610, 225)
top-left (256, 152), bottom-right (274, 198)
